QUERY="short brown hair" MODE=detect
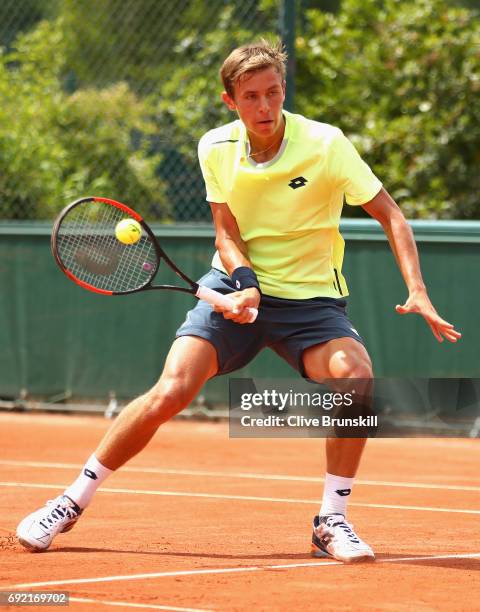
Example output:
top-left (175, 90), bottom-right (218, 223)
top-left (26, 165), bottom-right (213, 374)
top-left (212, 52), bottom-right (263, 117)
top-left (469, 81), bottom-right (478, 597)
top-left (220, 39), bottom-right (287, 99)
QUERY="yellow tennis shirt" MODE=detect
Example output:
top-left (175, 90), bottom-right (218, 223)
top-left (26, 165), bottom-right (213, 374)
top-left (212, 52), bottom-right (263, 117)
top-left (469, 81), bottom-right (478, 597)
top-left (198, 110), bottom-right (382, 299)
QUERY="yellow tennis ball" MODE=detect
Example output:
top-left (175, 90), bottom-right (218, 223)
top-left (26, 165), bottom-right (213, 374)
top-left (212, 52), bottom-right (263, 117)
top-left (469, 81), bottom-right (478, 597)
top-left (115, 218), bottom-right (142, 244)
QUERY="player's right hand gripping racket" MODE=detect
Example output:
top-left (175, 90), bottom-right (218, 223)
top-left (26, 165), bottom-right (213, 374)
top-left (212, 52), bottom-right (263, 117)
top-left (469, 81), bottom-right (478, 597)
top-left (51, 197), bottom-right (258, 322)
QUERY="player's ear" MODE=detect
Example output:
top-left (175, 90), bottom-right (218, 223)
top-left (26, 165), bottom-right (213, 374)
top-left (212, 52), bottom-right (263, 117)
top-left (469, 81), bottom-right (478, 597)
top-left (281, 80), bottom-right (286, 100)
top-left (221, 91), bottom-right (236, 111)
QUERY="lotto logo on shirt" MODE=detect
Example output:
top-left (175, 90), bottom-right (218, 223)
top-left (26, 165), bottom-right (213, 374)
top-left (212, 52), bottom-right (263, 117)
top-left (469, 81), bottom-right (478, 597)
top-left (288, 176), bottom-right (308, 189)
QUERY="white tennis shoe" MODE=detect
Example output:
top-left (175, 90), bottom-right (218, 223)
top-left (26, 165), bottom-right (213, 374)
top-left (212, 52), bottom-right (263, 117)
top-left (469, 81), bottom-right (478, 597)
top-left (311, 513), bottom-right (375, 563)
top-left (16, 495), bottom-right (82, 552)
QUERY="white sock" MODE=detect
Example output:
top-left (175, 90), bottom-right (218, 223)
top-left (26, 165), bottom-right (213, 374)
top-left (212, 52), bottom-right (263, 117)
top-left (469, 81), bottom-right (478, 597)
top-left (319, 472), bottom-right (354, 517)
top-left (64, 454), bottom-right (113, 509)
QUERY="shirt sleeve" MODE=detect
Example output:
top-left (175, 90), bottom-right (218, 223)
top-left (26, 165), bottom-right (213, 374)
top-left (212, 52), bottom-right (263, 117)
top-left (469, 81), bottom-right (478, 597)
top-left (328, 130), bottom-right (382, 206)
top-left (197, 136), bottom-right (227, 204)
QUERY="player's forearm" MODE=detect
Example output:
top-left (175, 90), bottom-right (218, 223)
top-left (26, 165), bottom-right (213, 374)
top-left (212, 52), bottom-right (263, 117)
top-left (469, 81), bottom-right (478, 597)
top-left (215, 234), bottom-right (252, 276)
top-left (382, 213), bottom-right (426, 294)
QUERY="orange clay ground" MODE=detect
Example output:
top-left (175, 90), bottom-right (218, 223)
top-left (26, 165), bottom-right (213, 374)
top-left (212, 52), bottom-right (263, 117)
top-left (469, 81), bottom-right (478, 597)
top-left (1, 412), bottom-right (479, 611)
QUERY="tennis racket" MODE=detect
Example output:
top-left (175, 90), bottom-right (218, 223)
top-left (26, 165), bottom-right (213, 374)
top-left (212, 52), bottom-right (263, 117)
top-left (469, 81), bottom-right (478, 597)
top-left (51, 196), bottom-right (258, 322)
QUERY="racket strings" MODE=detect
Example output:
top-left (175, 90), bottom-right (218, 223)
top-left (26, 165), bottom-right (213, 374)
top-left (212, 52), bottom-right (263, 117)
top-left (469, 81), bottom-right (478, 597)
top-left (56, 201), bottom-right (157, 292)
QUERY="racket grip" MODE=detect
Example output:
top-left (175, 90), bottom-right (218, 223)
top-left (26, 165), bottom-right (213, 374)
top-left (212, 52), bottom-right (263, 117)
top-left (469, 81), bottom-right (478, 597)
top-left (196, 285), bottom-right (258, 323)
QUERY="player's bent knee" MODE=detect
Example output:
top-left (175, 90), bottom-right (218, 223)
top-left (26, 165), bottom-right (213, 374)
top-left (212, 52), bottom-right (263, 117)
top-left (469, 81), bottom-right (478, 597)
top-left (348, 362), bottom-right (373, 380)
top-left (329, 360), bottom-right (373, 380)
top-left (145, 377), bottom-right (195, 423)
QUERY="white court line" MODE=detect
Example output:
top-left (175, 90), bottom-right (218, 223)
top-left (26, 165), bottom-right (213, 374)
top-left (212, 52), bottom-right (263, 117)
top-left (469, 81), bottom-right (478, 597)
top-left (69, 597), bottom-right (211, 612)
top-left (2, 481), bottom-right (480, 515)
top-left (10, 553), bottom-right (480, 589)
top-left (1, 460), bottom-right (479, 492)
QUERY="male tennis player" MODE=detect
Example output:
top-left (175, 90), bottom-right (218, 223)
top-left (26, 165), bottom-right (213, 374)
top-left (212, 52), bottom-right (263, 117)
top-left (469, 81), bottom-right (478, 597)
top-left (17, 40), bottom-right (460, 562)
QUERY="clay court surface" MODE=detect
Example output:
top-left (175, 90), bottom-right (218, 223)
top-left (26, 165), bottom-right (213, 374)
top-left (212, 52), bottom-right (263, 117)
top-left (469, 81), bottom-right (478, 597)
top-left (0, 412), bottom-right (479, 611)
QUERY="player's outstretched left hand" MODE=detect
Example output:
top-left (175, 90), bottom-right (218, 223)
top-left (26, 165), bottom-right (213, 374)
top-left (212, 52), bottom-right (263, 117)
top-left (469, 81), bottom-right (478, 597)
top-left (395, 290), bottom-right (462, 343)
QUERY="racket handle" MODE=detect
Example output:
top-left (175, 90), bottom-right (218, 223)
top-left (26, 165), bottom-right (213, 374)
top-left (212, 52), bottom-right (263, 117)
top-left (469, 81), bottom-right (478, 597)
top-left (196, 285), bottom-right (258, 323)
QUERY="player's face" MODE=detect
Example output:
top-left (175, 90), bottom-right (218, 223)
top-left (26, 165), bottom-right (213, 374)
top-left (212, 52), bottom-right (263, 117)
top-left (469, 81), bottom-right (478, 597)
top-left (222, 67), bottom-right (286, 141)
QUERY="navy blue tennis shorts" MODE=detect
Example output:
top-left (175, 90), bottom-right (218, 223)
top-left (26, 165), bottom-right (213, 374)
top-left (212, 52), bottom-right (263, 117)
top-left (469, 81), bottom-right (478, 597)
top-left (176, 269), bottom-right (365, 377)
